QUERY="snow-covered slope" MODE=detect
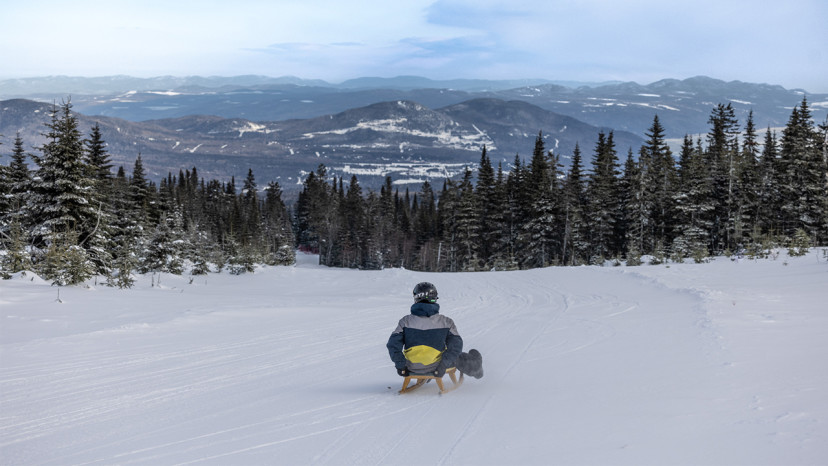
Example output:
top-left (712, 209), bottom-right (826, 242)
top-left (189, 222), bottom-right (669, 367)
top-left (1, 251), bottom-right (826, 465)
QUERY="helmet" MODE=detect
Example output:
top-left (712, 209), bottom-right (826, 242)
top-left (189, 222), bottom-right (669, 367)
top-left (413, 282), bottom-right (438, 303)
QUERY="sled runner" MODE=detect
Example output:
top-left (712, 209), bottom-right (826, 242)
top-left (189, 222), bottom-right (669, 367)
top-left (399, 367), bottom-right (464, 394)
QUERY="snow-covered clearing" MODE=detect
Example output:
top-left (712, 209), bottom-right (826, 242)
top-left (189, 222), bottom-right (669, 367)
top-left (1, 251), bottom-right (827, 465)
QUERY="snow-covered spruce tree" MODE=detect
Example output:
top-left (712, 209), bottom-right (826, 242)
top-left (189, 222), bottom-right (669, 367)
top-left (704, 103), bottom-right (740, 253)
top-left (778, 97), bottom-right (826, 244)
top-left (474, 146), bottom-right (497, 269)
top-left (141, 179), bottom-right (185, 275)
top-left (28, 100), bottom-right (98, 284)
top-left (85, 123), bottom-right (113, 180)
top-left (520, 131), bottom-right (562, 267)
top-left (361, 190), bottom-right (382, 270)
top-left (186, 229), bottom-right (213, 275)
top-left (454, 168), bottom-right (481, 271)
top-left (295, 164), bottom-right (338, 263)
top-left (735, 110), bottom-right (761, 249)
top-left (262, 180), bottom-right (295, 266)
top-left (413, 180), bottom-right (439, 270)
top-left (787, 228), bottom-right (811, 257)
top-left (753, 128), bottom-right (782, 243)
top-left (127, 154), bottom-right (152, 254)
top-left (640, 116), bottom-right (678, 256)
top-left (0, 136), bottom-right (34, 276)
top-left (561, 143), bottom-right (588, 266)
top-left (106, 167), bottom-right (141, 286)
top-left (389, 187), bottom-right (415, 268)
top-left (503, 154), bottom-right (530, 268)
top-left (820, 116), bottom-right (828, 243)
top-left (438, 179), bottom-right (461, 272)
top-left (372, 177), bottom-right (395, 269)
top-left (621, 147), bottom-right (646, 264)
top-left (0, 134), bottom-right (32, 256)
top-left (671, 135), bottom-right (713, 262)
top-left (240, 168), bottom-right (263, 260)
top-left (487, 163), bottom-right (517, 270)
top-left (0, 145), bottom-right (9, 224)
top-left (82, 122), bottom-right (116, 277)
top-left (38, 230), bottom-right (95, 286)
top-left (340, 175), bottom-right (366, 268)
top-left (613, 148), bottom-right (635, 262)
top-left (586, 131), bottom-right (621, 264)
top-left (0, 218), bottom-right (33, 277)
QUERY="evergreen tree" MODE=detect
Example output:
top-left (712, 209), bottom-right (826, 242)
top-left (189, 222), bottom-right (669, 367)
top-left (488, 162), bottom-right (515, 270)
top-left (619, 148), bottom-right (643, 264)
top-left (438, 179), bottom-right (461, 272)
top-left (733, 110), bottom-right (760, 250)
top-left (341, 175), bottom-right (365, 268)
top-left (505, 154), bottom-right (528, 267)
top-left (130, 154), bottom-right (151, 226)
top-left (0, 217), bottom-right (32, 276)
top-left (374, 177), bottom-right (396, 268)
top-left (0, 134), bottom-right (32, 276)
top-left (2, 133), bottom-right (31, 227)
top-left (413, 180), bottom-right (440, 270)
top-left (28, 100), bottom-right (97, 284)
top-left (454, 168), bottom-right (480, 271)
top-left (561, 143), bottom-right (588, 265)
top-left (640, 116), bottom-right (677, 256)
top-left (295, 165), bottom-right (335, 261)
top-left (82, 123), bottom-right (116, 276)
top-left (475, 146), bottom-right (497, 268)
top-left (755, 128), bottom-right (781, 237)
top-left (672, 135), bottom-right (714, 261)
top-left (586, 131), bottom-right (621, 263)
top-left (84, 123), bottom-right (112, 180)
top-left (240, 168), bottom-right (262, 251)
top-left (778, 97), bottom-right (826, 243)
top-left (521, 131), bottom-right (562, 267)
top-left (705, 103), bottom-right (740, 252)
top-left (263, 180), bottom-right (295, 266)
top-left (0, 143), bottom-right (6, 217)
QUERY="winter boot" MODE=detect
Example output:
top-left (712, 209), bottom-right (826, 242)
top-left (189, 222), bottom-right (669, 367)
top-left (457, 349), bottom-right (484, 379)
top-left (468, 349), bottom-right (483, 379)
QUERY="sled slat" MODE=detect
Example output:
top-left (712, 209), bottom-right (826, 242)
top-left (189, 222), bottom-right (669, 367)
top-left (399, 367), bottom-right (463, 394)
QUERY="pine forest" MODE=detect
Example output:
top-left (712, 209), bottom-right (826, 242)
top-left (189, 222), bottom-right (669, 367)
top-left (1, 98), bottom-right (826, 286)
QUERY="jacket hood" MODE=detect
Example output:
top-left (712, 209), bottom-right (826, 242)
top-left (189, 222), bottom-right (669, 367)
top-left (410, 302), bottom-right (440, 317)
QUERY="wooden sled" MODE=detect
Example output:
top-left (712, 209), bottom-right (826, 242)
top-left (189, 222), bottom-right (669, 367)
top-left (399, 367), bottom-right (464, 394)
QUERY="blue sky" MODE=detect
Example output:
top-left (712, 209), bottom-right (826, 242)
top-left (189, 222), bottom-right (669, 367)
top-left (2, 0), bottom-right (827, 92)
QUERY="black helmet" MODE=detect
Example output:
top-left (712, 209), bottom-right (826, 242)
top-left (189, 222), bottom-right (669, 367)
top-left (413, 282), bottom-right (438, 303)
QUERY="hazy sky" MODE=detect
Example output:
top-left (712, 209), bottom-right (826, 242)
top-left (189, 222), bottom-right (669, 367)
top-left (2, 0), bottom-right (827, 92)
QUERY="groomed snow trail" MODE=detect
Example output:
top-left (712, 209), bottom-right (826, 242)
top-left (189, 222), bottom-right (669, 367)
top-left (2, 253), bottom-right (826, 465)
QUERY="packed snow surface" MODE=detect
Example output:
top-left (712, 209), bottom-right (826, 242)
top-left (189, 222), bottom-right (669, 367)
top-left (1, 251), bottom-right (827, 465)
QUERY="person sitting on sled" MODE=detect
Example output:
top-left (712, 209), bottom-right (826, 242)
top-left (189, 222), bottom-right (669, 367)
top-left (386, 282), bottom-right (483, 379)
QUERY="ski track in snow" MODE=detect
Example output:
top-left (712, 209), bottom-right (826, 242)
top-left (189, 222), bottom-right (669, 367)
top-left (2, 252), bottom-right (827, 464)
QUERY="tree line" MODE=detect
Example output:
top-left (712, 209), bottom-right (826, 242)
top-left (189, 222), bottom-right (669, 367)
top-left (1, 98), bottom-right (826, 285)
top-left (295, 98), bottom-right (827, 271)
top-left (0, 100), bottom-right (295, 286)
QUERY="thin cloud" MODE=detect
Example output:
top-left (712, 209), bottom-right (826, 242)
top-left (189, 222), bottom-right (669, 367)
top-left (1, 0), bottom-right (826, 92)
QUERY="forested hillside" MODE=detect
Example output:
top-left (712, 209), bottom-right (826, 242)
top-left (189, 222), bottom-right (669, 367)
top-left (1, 98), bottom-right (826, 284)
top-left (294, 99), bottom-right (827, 270)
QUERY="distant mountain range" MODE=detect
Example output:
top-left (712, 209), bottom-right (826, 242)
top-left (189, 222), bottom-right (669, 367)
top-left (2, 75), bottom-right (824, 138)
top-left (0, 75), bottom-right (615, 95)
top-left (0, 97), bottom-right (641, 192)
top-left (1, 75), bottom-right (825, 193)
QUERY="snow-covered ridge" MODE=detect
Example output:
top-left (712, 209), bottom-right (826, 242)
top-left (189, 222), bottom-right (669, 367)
top-left (234, 121), bottom-right (268, 137)
top-left (302, 117), bottom-right (494, 151)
